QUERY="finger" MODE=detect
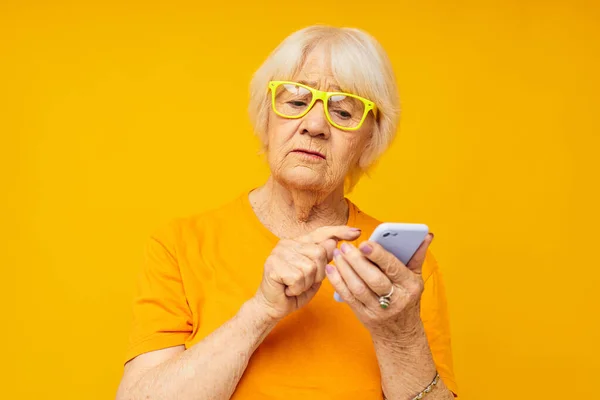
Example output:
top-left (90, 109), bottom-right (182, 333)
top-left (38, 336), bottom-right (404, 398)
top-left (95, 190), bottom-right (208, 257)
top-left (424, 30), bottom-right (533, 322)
top-left (295, 243), bottom-right (328, 282)
top-left (299, 225), bottom-right (361, 246)
top-left (279, 265), bottom-right (306, 297)
top-left (357, 241), bottom-right (413, 284)
top-left (320, 238), bottom-right (338, 262)
top-left (406, 233), bottom-right (434, 274)
top-left (339, 243), bottom-right (393, 297)
top-left (297, 282), bottom-right (322, 305)
top-left (325, 263), bottom-right (365, 311)
top-left (333, 249), bottom-right (378, 306)
top-left (282, 256), bottom-right (317, 297)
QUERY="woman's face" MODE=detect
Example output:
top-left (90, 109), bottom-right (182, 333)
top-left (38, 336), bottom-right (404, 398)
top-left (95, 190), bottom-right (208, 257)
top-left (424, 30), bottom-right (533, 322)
top-left (266, 48), bottom-right (375, 193)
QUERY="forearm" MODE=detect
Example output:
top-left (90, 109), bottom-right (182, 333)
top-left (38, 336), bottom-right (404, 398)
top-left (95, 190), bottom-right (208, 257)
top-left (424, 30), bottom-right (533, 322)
top-left (372, 321), bottom-right (453, 400)
top-left (123, 298), bottom-right (277, 400)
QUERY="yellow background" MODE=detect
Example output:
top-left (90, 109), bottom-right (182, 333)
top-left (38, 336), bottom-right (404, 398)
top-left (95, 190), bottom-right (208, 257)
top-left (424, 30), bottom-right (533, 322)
top-left (2, 1), bottom-right (598, 398)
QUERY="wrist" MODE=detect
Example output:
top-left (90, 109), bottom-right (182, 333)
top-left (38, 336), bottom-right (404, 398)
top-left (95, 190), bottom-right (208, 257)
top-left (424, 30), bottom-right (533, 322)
top-left (243, 296), bottom-right (280, 330)
top-left (372, 321), bottom-right (437, 391)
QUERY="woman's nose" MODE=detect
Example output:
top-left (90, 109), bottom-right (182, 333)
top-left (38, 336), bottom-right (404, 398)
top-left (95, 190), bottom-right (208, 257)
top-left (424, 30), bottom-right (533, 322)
top-left (300, 101), bottom-right (331, 138)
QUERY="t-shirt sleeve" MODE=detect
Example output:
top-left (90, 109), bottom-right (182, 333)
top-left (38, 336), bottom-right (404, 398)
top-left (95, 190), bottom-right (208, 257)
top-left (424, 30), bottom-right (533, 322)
top-left (124, 223), bottom-right (193, 364)
top-left (421, 250), bottom-right (459, 397)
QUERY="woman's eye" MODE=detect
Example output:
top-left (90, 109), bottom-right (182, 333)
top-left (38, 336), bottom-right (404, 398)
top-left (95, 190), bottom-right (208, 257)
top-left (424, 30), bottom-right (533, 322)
top-left (332, 109), bottom-right (352, 119)
top-left (288, 101), bottom-right (307, 107)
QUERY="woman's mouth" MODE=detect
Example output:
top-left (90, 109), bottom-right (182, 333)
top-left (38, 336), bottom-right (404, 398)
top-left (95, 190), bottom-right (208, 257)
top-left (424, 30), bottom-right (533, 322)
top-left (291, 149), bottom-right (326, 160)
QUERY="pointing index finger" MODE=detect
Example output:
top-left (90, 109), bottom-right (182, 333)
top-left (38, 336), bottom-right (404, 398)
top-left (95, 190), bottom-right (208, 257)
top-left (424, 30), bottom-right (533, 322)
top-left (299, 226), bottom-right (362, 261)
top-left (299, 225), bottom-right (361, 244)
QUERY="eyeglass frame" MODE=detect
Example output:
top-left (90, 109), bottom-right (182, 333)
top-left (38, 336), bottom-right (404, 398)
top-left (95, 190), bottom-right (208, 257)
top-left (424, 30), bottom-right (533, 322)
top-left (267, 80), bottom-right (378, 131)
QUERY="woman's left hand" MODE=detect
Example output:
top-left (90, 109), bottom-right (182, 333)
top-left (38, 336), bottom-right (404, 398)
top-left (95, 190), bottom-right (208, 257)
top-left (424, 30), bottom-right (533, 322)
top-left (325, 234), bottom-right (434, 338)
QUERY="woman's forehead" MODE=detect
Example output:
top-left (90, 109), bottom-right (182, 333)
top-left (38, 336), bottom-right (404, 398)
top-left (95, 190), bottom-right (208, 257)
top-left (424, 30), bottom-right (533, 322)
top-left (293, 63), bottom-right (341, 91)
top-left (293, 50), bottom-right (343, 91)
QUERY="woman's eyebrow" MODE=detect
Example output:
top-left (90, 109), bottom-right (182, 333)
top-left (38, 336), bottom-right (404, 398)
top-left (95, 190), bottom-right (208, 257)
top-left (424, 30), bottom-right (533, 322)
top-left (298, 79), bottom-right (317, 87)
top-left (298, 80), bottom-right (342, 91)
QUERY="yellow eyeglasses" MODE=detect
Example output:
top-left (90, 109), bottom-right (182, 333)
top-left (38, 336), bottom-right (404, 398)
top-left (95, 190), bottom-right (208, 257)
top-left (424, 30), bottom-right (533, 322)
top-left (268, 81), bottom-right (378, 131)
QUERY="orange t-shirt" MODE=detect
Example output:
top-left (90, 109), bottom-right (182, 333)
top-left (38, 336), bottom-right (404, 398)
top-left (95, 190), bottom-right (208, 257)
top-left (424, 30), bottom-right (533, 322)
top-left (125, 193), bottom-right (458, 398)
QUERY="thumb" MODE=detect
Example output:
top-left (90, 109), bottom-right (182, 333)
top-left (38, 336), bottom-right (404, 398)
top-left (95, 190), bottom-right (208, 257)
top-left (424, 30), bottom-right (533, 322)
top-left (319, 238), bottom-right (338, 262)
top-left (297, 282), bottom-right (322, 305)
top-left (406, 233), bottom-right (434, 274)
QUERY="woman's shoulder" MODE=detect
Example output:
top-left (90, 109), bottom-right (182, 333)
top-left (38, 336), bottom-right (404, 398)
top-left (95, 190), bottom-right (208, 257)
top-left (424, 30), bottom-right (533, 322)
top-left (150, 193), bottom-right (249, 245)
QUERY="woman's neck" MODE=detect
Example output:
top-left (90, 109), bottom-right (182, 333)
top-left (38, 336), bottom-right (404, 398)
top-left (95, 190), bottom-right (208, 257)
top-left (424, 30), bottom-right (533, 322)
top-left (249, 176), bottom-right (349, 239)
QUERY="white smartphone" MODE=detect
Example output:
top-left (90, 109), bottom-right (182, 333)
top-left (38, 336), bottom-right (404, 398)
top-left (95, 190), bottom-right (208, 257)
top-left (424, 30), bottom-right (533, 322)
top-left (333, 222), bottom-right (430, 302)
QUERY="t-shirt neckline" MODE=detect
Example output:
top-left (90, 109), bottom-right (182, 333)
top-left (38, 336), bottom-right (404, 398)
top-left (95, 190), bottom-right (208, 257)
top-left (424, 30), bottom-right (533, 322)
top-left (239, 189), bottom-right (358, 245)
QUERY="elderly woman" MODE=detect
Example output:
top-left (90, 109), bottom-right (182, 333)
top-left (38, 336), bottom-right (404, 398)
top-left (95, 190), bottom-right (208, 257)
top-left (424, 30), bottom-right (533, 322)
top-left (116, 26), bottom-right (458, 400)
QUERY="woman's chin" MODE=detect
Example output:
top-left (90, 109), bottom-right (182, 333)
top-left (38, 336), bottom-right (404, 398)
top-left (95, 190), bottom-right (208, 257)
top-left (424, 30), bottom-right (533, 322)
top-left (278, 168), bottom-right (332, 191)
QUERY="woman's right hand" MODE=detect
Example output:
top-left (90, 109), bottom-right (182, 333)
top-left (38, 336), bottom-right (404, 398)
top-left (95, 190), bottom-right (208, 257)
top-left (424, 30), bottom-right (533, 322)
top-left (254, 225), bottom-right (361, 321)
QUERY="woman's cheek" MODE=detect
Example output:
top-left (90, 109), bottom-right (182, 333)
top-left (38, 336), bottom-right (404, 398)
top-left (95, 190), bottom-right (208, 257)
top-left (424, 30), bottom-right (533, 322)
top-left (340, 137), bottom-right (361, 166)
top-left (328, 153), bottom-right (350, 182)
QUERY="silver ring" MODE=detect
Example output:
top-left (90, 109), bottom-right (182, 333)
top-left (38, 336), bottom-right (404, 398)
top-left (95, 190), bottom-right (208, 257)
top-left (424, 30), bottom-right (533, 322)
top-left (378, 285), bottom-right (394, 309)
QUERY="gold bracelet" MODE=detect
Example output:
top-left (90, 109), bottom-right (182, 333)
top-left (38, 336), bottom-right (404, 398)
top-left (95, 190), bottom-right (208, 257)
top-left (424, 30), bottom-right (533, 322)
top-left (411, 372), bottom-right (440, 400)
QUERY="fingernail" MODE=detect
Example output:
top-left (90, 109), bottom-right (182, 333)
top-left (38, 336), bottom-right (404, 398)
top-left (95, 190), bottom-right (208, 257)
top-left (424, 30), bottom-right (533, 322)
top-left (333, 248), bottom-right (341, 258)
top-left (430, 233), bottom-right (435, 240)
top-left (359, 243), bottom-right (373, 255)
top-left (326, 264), bottom-right (335, 274)
top-left (350, 227), bottom-right (361, 232)
top-left (341, 243), bottom-right (351, 254)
